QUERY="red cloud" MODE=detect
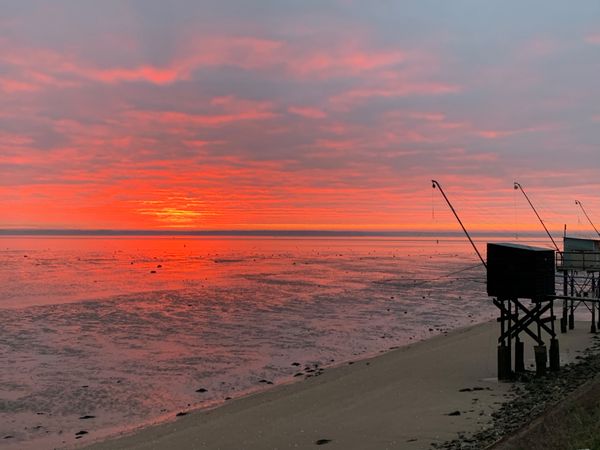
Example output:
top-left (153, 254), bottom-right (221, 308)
top-left (126, 96), bottom-right (277, 128)
top-left (288, 106), bottom-right (327, 119)
top-left (330, 79), bottom-right (461, 107)
top-left (86, 66), bottom-right (182, 85)
top-left (286, 47), bottom-right (407, 78)
top-left (475, 124), bottom-right (557, 140)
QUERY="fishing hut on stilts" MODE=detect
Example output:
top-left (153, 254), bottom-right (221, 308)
top-left (432, 180), bottom-right (560, 380)
top-left (555, 200), bottom-right (600, 335)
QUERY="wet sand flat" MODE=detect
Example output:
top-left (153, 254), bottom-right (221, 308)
top-left (83, 321), bottom-right (593, 450)
top-left (0, 236), bottom-right (497, 448)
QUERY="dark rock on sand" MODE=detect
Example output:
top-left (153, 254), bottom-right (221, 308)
top-left (315, 438), bottom-right (332, 445)
top-left (447, 411), bottom-right (461, 416)
top-left (195, 388), bottom-right (208, 393)
top-left (75, 431), bottom-right (88, 436)
top-left (258, 379), bottom-right (274, 385)
top-left (79, 415), bottom-right (95, 420)
top-left (176, 412), bottom-right (188, 417)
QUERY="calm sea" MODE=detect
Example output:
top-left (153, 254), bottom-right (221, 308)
top-left (0, 235), bottom-right (545, 448)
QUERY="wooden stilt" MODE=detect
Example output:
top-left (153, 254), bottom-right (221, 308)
top-left (570, 276), bottom-right (575, 329)
top-left (561, 272), bottom-right (568, 333)
top-left (549, 338), bottom-right (560, 372)
top-left (534, 345), bottom-right (547, 376)
top-left (515, 338), bottom-right (525, 373)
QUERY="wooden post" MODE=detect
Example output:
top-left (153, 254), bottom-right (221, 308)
top-left (569, 274), bottom-right (575, 329)
top-left (515, 338), bottom-right (525, 373)
top-left (514, 304), bottom-right (524, 372)
top-left (535, 345), bottom-right (547, 376)
top-left (549, 338), bottom-right (560, 372)
top-left (596, 274), bottom-right (600, 329)
top-left (593, 276), bottom-right (597, 334)
top-left (561, 271), bottom-right (568, 333)
top-left (497, 298), bottom-right (511, 380)
top-left (498, 345), bottom-right (510, 380)
top-left (507, 300), bottom-right (512, 373)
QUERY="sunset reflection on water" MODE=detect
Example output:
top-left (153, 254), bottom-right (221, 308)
top-left (0, 236), bottom-right (499, 449)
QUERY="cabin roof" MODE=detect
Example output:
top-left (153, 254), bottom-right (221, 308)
top-left (564, 236), bottom-right (600, 243)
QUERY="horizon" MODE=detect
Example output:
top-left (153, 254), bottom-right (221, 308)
top-left (0, 227), bottom-right (591, 239)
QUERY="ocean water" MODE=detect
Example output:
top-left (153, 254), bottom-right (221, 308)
top-left (0, 235), bottom-right (505, 448)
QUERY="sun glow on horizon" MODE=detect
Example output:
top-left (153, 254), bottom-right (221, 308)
top-left (1, 2), bottom-right (599, 232)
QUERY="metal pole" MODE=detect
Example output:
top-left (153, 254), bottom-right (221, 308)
top-left (514, 182), bottom-right (559, 252)
top-left (432, 180), bottom-right (487, 268)
top-left (575, 200), bottom-right (600, 238)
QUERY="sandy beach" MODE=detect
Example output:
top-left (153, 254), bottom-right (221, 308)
top-left (82, 320), bottom-right (593, 450)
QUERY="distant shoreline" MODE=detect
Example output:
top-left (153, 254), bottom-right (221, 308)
top-left (0, 229), bottom-right (556, 238)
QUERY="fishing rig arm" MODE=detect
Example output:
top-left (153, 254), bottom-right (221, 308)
top-left (575, 199), bottom-right (600, 238)
top-left (431, 180), bottom-right (487, 269)
top-left (514, 181), bottom-right (559, 252)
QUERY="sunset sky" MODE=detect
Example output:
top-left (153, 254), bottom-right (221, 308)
top-left (2, 1), bottom-right (600, 233)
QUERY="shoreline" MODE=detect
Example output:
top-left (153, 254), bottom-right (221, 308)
top-left (76, 321), bottom-right (492, 448)
top-left (80, 320), bottom-right (594, 450)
